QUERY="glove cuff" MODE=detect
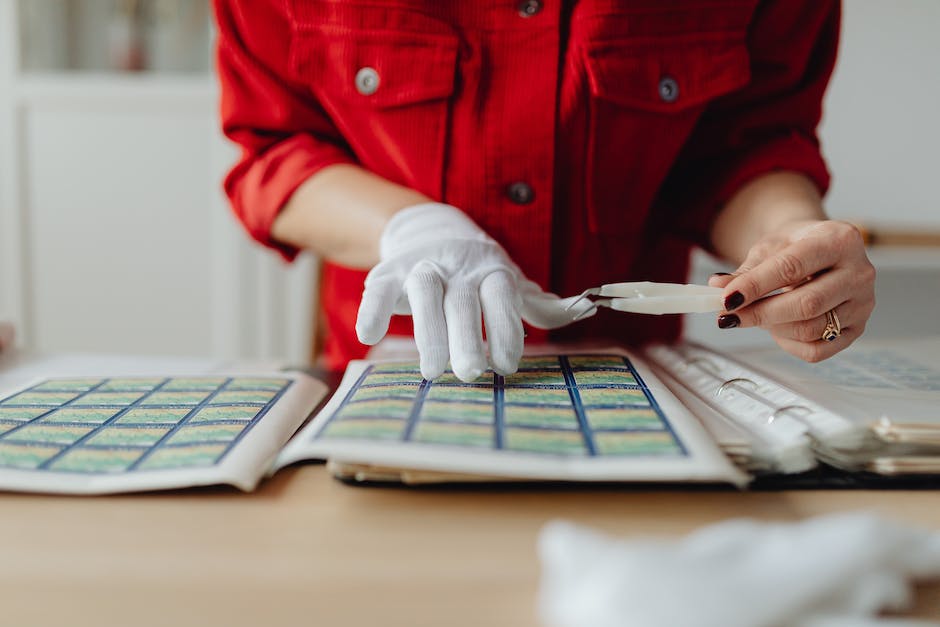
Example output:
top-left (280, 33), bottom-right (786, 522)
top-left (380, 202), bottom-right (491, 259)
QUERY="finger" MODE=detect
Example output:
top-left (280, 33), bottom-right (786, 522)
top-left (480, 271), bottom-right (523, 376)
top-left (718, 272), bottom-right (847, 328)
top-left (404, 264), bottom-right (448, 381)
top-left (767, 301), bottom-right (861, 343)
top-left (722, 238), bottom-right (843, 311)
top-left (771, 323), bottom-right (865, 363)
top-left (444, 283), bottom-right (488, 382)
top-left (707, 272), bottom-right (735, 289)
top-left (356, 274), bottom-right (402, 345)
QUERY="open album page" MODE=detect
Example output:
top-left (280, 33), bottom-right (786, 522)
top-left (0, 372), bottom-right (326, 494)
top-left (276, 350), bottom-right (747, 486)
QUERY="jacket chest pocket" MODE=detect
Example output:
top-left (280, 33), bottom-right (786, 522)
top-left (582, 36), bottom-right (751, 236)
top-left (290, 26), bottom-right (459, 199)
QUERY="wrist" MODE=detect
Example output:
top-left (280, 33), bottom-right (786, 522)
top-left (711, 171), bottom-right (827, 263)
top-left (380, 202), bottom-right (489, 259)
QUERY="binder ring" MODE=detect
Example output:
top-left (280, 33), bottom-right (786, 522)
top-left (768, 404), bottom-right (812, 425)
top-left (686, 357), bottom-right (720, 375)
top-left (715, 377), bottom-right (757, 398)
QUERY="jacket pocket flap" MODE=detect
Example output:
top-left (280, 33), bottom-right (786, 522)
top-left (291, 28), bottom-right (459, 108)
top-left (584, 37), bottom-right (750, 113)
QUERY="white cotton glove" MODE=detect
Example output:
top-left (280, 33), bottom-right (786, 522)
top-left (538, 513), bottom-right (940, 627)
top-left (355, 203), bottom-right (595, 382)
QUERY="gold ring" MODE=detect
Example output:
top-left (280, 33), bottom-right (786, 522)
top-left (821, 308), bottom-right (841, 342)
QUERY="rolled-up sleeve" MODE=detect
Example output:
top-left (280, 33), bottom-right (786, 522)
top-left (659, 0), bottom-right (840, 249)
top-left (214, 0), bottom-right (356, 260)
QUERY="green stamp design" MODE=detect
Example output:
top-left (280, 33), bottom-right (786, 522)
top-left (585, 407), bottom-right (663, 430)
top-left (321, 418), bottom-right (406, 441)
top-left (350, 385), bottom-right (419, 402)
top-left (0, 407), bottom-right (51, 421)
top-left (413, 422), bottom-right (492, 448)
top-left (426, 385), bottom-right (493, 403)
top-left (503, 405), bottom-right (579, 429)
top-left (0, 391), bottom-right (80, 406)
top-left (503, 370), bottom-right (567, 386)
top-left (505, 428), bottom-right (586, 455)
top-left (72, 391), bottom-right (148, 406)
top-left (4, 424), bottom-right (95, 445)
top-left (166, 424), bottom-right (246, 445)
top-left (516, 356), bottom-right (562, 369)
top-left (573, 370), bottom-right (638, 386)
top-left (50, 448), bottom-right (142, 473)
top-left (338, 398), bottom-right (414, 420)
top-left (30, 378), bottom-right (104, 392)
top-left (503, 387), bottom-right (572, 406)
top-left (421, 400), bottom-right (493, 424)
top-left (223, 378), bottom-right (290, 391)
top-left (143, 391), bottom-right (212, 406)
top-left (0, 442), bottom-right (63, 469)
top-left (578, 387), bottom-right (648, 406)
top-left (371, 362), bottom-right (423, 374)
top-left (116, 407), bottom-right (192, 424)
top-left (210, 390), bottom-right (275, 404)
top-left (161, 377), bottom-right (228, 391)
top-left (363, 371), bottom-right (424, 385)
top-left (41, 407), bottom-right (122, 424)
top-left (97, 378), bottom-right (164, 392)
top-left (568, 355), bottom-right (627, 369)
top-left (594, 431), bottom-right (680, 456)
top-left (189, 405), bottom-right (262, 422)
top-left (137, 444), bottom-right (228, 470)
top-left (86, 427), bottom-right (172, 447)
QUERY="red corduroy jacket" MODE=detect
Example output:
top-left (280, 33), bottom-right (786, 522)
top-left (214, 0), bottom-right (837, 371)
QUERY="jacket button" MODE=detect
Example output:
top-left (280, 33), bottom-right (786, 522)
top-left (658, 76), bottom-right (679, 103)
top-left (355, 67), bottom-right (380, 96)
top-left (506, 182), bottom-right (535, 204)
top-left (517, 0), bottom-right (542, 17)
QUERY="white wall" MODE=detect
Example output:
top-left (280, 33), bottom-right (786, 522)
top-left (820, 0), bottom-right (940, 228)
top-left (0, 0), bottom-right (318, 363)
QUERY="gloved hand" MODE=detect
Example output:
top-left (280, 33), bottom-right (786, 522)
top-left (356, 202), bottom-right (595, 382)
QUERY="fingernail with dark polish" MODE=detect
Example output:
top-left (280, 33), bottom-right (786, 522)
top-left (711, 272), bottom-right (732, 277)
top-left (724, 291), bottom-right (744, 311)
top-left (718, 314), bottom-right (740, 329)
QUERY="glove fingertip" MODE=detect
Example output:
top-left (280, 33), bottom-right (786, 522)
top-left (355, 318), bottom-right (387, 346)
top-left (420, 366), bottom-right (445, 381)
top-left (490, 346), bottom-right (523, 377)
top-left (451, 355), bottom-right (488, 383)
top-left (419, 352), bottom-right (448, 382)
top-left (491, 363), bottom-right (519, 377)
top-left (456, 368), bottom-right (485, 383)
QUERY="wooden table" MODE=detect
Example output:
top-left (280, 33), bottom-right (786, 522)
top-left (1, 465), bottom-right (938, 627)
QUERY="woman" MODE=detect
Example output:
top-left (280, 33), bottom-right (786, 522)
top-left (213, 0), bottom-right (875, 382)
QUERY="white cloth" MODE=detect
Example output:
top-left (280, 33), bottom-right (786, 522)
top-left (538, 513), bottom-right (940, 627)
top-left (356, 203), bottom-right (594, 382)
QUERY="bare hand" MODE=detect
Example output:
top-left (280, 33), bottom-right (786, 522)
top-left (708, 220), bottom-right (875, 362)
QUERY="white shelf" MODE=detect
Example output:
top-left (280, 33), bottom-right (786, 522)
top-left (867, 247), bottom-right (940, 271)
